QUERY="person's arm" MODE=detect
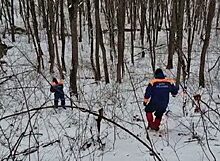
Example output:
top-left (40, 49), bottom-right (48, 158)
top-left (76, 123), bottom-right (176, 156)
top-left (50, 85), bottom-right (55, 93)
top-left (143, 83), bottom-right (152, 105)
top-left (50, 82), bottom-right (56, 93)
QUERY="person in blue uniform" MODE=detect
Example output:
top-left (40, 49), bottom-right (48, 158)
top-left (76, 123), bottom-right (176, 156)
top-left (143, 68), bottom-right (179, 131)
top-left (50, 78), bottom-right (65, 108)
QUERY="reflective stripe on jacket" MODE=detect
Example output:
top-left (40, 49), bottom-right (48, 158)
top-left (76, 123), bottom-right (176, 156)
top-left (144, 78), bottom-right (179, 108)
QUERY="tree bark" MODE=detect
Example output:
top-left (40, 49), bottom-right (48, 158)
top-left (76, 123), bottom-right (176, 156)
top-left (47, 0), bottom-right (55, 73)
top-left (10, 0), bottom-right (15, 42)
top-left (95, 0), bottom-right (101, 81)
top-left (60, 0), bottom-right (66, 72)
top-left (68, 0), bottom-right (79, 96)
top-left (53, 0), bottom-right (64, 79)
top-left (86, 0), bottom-right (97, 81)
top-left (4, 0), bottom-right (15, 41)
top-left (105, 0), bottom-right (116, 62)
top-left (117, 0), bottom-right (125, 83)
top-left (199, 0), bottom-right (216, 87)
top-left (130, 0), bottom-right (134, 65)
top-left (140, 0), bottom-right (146, 57)
top-left (29, 0), bottom-right (44, 72)
top-left (167, 0), bottom-right (177, 69)
top-left (40, 0), bottom-right (47, 28)
top-left (216, 0), bottom-right (220, 28)
top-left (176, 0), bottom-right (186, 86)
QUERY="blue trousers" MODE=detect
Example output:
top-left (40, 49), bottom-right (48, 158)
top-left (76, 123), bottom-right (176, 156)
top-left (144, 102), bottom-right (166, 119)
top-left (54, 93), bottom-right (65, 108)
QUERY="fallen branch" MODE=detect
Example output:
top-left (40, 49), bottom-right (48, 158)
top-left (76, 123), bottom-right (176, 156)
top-left (0, 105), bottom-right (162, 161)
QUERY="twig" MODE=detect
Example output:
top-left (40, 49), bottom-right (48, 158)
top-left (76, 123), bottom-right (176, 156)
top-left (208, 56), bottom-right (220, 72)
top-left (0, 105), bottom-right (163, 161)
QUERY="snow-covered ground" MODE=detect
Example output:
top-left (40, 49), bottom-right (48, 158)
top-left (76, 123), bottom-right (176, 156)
top-left (1, 6), bottom-right (220, 161)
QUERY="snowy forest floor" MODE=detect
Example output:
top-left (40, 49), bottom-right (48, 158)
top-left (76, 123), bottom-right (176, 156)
top-left (1, 30), bottom-right (220, 161)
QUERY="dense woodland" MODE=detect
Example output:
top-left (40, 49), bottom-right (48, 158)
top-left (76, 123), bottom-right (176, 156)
top-left (0, 0), bottom-right (219, 93)
top-left (0, 0), bottom-right (220, 160)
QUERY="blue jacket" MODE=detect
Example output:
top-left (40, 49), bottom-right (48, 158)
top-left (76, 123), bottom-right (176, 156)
top-left (144, 78), bottom-right (179, 109)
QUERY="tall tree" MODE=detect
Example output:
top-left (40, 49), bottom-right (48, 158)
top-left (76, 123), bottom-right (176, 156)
top-left (199, 0), bottom-right (216, 87)
top-left (3, 0), bottom-right (15, 41)
top-left (78, 3), bottom-right (83, 42)
top-left (47, 0), bottom-right (55, 73)
top-left (105, 0), bottom-right (116, 62)
top-left (95, 0), bottom-right (110, 83)
top-left (94, 0), bottom-right (101, 81)
top-left (140, 0), bottom-right (146, 57)
top-left (186, 0), bottom-right (192, 76)
top-left (176, 0), bottom-right (186, 85)
top-left (185, 0), bottom-right (201, 77)
top-left (166, 0), bottom-right (177, 69)
top-left (117, 0), bottom-right (125, 83)
top-left (146, 0), bottom-right (163, 72)
top-left (41, 0), bottom-right (47, 28)
top-left (68, 0), bottom-right (79, 97)
top-left (130, 0), bottom-right (135, 65)
top-left (86, 0), bottom-right (97, 81)
top-left (53, 0), bottom-right (64, 79)
top-left (60, 0), bottom-right (66, 72)
top-left (29, 0), bottom-right (44, 72)
top-left (216, 0), bottom-right (220, 28)
top-left (10, 0), bottom-right (15, 42)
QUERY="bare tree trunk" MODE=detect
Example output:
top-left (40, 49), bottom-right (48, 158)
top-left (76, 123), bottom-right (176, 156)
top-left (47, 0), bottom-right (55, 73)
top-left (117, 0), bottom-right (125, 83)
top-left (4, 0), bottom-right (15, 42)
top-left (39, 0), bottom-right (47, 28)
top-left (105, 0), bottom-right (116, 62)
top-left (140, 0), bottom-right (146, 57)
top-left (94, 0), bottom-right (110, 83)
top-left (95, 0), bottom-right (110, 83)
top-left (95, 0), bottom-right (101, 81)
top-left (19, 0), bottom-right (31, 42)
top-left (199, 0), bottom-right (216, 87)
top-left (53, 0), bottom-right (64, 79)
top-left (99, 29), bottom-right (110, 84)
top-left (186, 0), bottom-right (199, 77)
top-left (10, 0), bottom-right (15, 42)
top-left (186, 0), bottom-right (192, 76)
top-left (60, 0), bottom-right (66, 72)
top-left (176, 0), bottom-right (186, 86)
top-left (79, 4), bottom-right (82, 42)
top-left (29, 0), bottom-right (44, 72)
top-left (68, 0), bottom-right (79, 97)
top-left (26, 0), bottom-right (30, 42)
top-left (130, 0), bottom-right (134, 65)
top-left (146, 0), bottom-right (161, 72)
top-left (194, 0), bottom-right (204, 32)
top-left (167, 0), bottom-right (177, 69)
top-left (0, 2), bottom-right (2, 21)
top-left (216, 0), bottom-right (220, 28)
top-left (86, 0), bottom-right (97, 81)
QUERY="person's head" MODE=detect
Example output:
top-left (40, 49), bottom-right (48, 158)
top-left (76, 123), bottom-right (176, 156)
top-left (154, 68), bottom-right (165, 79)
top-left (52, 77), bottom-right (58, 84)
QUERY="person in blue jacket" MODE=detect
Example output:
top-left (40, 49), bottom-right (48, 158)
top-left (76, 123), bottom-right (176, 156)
top-left (143, 68), bottom-right (179, 131)
top-left (50, 78), bottom-right (65, 109)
